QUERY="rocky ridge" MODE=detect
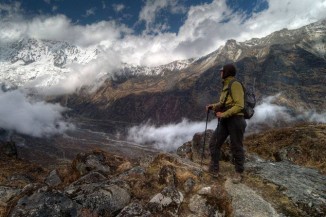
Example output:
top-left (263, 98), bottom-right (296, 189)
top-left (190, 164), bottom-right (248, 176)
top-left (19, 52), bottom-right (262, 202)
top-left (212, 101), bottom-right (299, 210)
top-left (1, 123), bottom-right (325, 217)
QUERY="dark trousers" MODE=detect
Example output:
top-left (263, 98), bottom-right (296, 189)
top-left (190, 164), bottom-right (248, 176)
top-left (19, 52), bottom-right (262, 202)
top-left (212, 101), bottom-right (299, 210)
top-left (209, 116), bottom-right (247, 173)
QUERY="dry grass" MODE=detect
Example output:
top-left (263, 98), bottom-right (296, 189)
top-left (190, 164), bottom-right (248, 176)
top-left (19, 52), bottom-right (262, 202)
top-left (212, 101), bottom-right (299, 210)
top-left (0, 153), bottom-right (50, 217)
top-left (244, 123), bottom-right (326, 174)
top-left (0, 154), bottom-right (48, 188)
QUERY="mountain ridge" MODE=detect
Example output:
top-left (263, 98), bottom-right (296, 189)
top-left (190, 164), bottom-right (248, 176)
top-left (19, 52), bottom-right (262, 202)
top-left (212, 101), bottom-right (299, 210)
top-left (62, 24), bottom-right (326, 124)
top-left (1, 19), bottom-right (325, 90)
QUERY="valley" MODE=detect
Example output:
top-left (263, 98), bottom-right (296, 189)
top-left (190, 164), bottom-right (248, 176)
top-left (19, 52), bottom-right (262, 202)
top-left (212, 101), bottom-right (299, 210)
top-left (14, 117), bottom-right (160, 167)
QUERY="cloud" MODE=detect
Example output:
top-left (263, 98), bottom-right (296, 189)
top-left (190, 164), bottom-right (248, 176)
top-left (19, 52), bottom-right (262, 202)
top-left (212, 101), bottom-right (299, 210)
top-left (52, 5), bottom-right (58, 12)
top-left (127, 94), bottom-right (326, 151)
top-left (245, 94), bottom-right (295, 133)
top-left (138, 0), bottom-right (187, 33)
top-left (112, 4), bottom-right (125, 13)
top-left (84, 7), bottom-right (96, 17)
top-left (0, 14), bottom-right (132, 47)
top-left (0, 1), bottom-right (22, 15)
top-left (37, 51), bottom-right (122, 95)
top-left (127, 119), bottom-right (218, 151)
top-left (0, 89), bottom-right (74, 137)
top-left (302, 110), bottom-right (326, 123)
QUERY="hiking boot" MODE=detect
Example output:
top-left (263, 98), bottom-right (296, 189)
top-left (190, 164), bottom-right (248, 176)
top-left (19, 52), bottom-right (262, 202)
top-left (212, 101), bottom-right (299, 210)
top-left (232, 172), bottom-right (243, 184)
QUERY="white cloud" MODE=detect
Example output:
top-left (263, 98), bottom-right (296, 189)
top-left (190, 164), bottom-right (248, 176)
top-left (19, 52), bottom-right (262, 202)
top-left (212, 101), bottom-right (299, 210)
top-left (0, 90), bottom-right (74, 137)
top-left (112, 3), bottom-right (125, 13)
top-left (127, 119), bottom-right (218, 151)
top-left (39, 51), bottom-right (122, 95)
top-left (84, 7), bottom-right (96, 17)
top-left (138, 0), bottom-right (187, 33)
top-left (0, 14), bottom-right (132, 47)
top-left (0, 1), bottom-right (22, 15)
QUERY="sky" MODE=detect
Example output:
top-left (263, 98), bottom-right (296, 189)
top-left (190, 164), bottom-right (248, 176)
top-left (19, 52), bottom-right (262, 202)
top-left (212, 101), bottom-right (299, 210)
top-left (1, 0), bottom-right (326, 66)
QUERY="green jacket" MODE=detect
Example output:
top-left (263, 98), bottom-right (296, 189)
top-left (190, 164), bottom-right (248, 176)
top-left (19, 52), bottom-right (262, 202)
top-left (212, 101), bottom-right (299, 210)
top-left (211, 76), bottom-right (244, 118)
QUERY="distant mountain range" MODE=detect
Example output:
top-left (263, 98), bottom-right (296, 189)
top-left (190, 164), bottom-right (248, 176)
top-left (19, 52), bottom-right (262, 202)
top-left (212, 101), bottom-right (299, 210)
top-left (1, 19), bottom-right (325, 124)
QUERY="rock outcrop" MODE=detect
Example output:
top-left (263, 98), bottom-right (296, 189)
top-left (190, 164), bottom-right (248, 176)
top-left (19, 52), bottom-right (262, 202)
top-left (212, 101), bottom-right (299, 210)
top-left (2, 150), bottom-right (233, 217)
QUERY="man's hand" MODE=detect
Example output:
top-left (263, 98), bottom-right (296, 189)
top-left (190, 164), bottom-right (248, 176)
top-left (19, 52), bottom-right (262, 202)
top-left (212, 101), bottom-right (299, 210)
top-left (206, 104), bottom-right (213, 112)
top-left (216, 112), bottom-right (223, 118)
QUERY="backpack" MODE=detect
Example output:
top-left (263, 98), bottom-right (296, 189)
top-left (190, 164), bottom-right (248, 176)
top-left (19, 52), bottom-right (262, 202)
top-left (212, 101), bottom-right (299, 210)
top-left (227, 79), bottom-right (256, 119)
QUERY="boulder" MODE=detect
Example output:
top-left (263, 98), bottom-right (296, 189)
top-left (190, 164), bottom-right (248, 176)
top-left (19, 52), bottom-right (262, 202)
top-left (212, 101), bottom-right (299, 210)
top-left (188, 185), bottom-right (234, 217)
top-left (65, 172), bottom-right (131, 216)
top-left (0, 186), bottom-right (21, 205)
top-left (74, 152), bottom-right (111, 176)
top-left (9, 189), bottom-right (79, 217)
top-left (176, 141), bottom-right (193, 160)
top-left (148, 186), bottom-right (184, 216)
top-left (72, 150), bottom-right (130, 176)
top-left (116, 202), bottom-right (151, 217)
top-left (189, 194), bottom-right (215, 217)
top-left (45, 170), bottom-right (62, 187)
top-left (178, 130), bottom-right (233, 163)
top-left (158, 165), bottom-right (177, 187)
top-left (184, 177), bottom-right (196, 193)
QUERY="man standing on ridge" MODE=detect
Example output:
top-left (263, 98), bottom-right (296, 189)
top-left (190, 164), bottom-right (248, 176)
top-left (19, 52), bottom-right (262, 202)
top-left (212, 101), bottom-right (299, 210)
top-left (206, 63), bottom-right (247, 184)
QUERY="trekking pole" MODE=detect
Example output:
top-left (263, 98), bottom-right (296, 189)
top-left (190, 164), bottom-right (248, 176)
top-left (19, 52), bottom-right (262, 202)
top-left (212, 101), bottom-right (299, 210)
top-left (200, 109), bottom-right (210, 166)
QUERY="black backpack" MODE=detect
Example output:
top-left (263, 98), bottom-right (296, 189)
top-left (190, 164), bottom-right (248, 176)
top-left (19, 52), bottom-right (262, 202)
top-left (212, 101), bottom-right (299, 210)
top-left (227, 79), bottom-right (256, 119)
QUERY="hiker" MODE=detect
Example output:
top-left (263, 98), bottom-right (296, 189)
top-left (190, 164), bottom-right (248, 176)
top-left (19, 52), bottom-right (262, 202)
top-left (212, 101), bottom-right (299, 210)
top-left (206, 63), bottom-right (247, 184)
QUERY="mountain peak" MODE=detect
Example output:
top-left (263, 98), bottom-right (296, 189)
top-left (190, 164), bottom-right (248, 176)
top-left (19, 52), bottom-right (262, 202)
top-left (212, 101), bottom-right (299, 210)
top-left (0, 38), bottom-right (99, 88)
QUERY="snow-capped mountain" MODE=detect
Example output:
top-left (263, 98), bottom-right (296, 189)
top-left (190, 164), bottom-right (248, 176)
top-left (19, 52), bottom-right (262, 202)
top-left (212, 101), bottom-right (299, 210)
top-left (194, 19), bottom-right (326, 71)
top-left (0, 38), bottom-right (193, 89)
top-left (119, 59), bottom-right (194, 77)
top-left (0, 38), bottom-right (99, 88)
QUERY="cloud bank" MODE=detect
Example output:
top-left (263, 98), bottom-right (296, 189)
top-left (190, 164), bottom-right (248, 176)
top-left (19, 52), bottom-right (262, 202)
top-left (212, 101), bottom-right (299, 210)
top-left (127, 94), bottom-right (326, 151)
top-left (36, 52), bottom-right (122, 95)
top-left (127, 119), bottom-right (218, 151)
top-left (0, 90), bottom-right (74, 137)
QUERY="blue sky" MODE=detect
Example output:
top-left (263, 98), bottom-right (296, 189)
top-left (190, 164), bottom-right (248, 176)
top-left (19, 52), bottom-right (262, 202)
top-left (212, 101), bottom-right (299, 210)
top-left (2, 0), bottom-right (269, 34)
top-left (1, 0), bottom-right (326, 66)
